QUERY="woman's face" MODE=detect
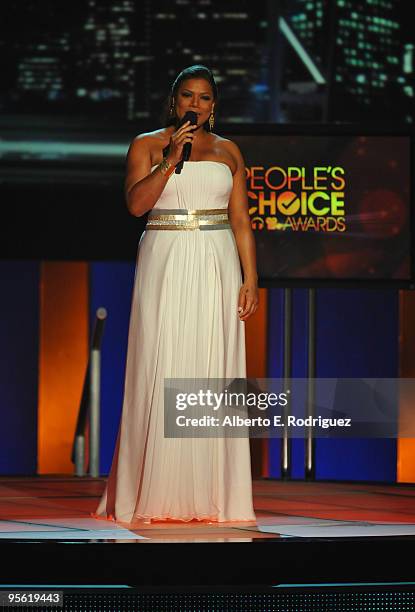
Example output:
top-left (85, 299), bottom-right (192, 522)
top-left (174, 78), bottom-right (215, 128)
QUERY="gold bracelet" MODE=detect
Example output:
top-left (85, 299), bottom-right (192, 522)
top-left (159, 157), bottom-right (173, 176)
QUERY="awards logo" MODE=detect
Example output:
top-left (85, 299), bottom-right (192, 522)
top-left (247, 166), bottom-right (346, 233)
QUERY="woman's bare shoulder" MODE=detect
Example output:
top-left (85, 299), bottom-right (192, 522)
top-left (134, 127), bottom-right (171, 140)
top-left (131, 127), bottom-right (171, 145)
top-left (214, 135), bottom-right (243, 156)
top-left (129, 127), bottom-right (172, 163)
top-left (209, 134), bottom-right (244, 173)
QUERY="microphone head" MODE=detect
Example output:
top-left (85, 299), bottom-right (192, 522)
top-left (176, 111), bottom-right (198, 170)
top-left (180, 110), bottom-right (198, 126)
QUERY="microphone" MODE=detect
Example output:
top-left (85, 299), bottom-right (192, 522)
top-left (175, 110), bottom-right (198, 174)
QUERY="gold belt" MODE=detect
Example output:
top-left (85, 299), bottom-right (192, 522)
top-left (146, 208), bottom-right (230, 231)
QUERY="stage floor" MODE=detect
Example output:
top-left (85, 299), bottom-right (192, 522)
top-left (1, 477), bottom-right (415, 587)
top-left (1, 476), bottom-right (415, 541)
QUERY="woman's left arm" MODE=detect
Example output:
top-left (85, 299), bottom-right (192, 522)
top-left (226, 141), bottom-right (259, 322)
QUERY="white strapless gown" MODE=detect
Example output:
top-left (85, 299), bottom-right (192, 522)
top-left (95, 161), bottom-right (256, 523)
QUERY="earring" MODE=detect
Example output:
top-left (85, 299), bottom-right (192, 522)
top-left (169, 97), bottom-right (175, 117)
top-left (209, 111), bottom-right (215, 131)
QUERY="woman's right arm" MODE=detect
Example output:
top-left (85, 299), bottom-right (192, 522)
top-left (124, 135), bottom-right (171, 217)
top-left (125, 122), bottom-right (196, 217)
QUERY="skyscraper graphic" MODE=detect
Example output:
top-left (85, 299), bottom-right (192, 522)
top-left (284, 0), bottom-right (413, 123)
top-left (1, 1), bottom-right (81, 115)
top-left (147, 0), bottom-right (269, 123)
top-left (76, 0), bottom-right (147, 120)
top-left (1, 0), bottom-right (269, 125)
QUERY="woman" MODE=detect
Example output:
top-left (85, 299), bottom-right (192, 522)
top-left (94, 65), bottom-right (259, 525)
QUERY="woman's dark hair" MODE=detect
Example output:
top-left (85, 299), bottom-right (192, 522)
top-left (161, 64), bottom-right (218, 132)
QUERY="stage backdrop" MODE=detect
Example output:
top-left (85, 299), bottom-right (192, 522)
top-left (0, 124), bottom-right (413, 481)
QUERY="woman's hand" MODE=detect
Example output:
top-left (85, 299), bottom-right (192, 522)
top-left (237, 280), bottom-right (259, 321)
top-left (166, 121), bottom-right (197, 166)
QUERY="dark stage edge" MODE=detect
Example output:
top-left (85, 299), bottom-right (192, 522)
top-left (2, 537), bottom-right (415, 586)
